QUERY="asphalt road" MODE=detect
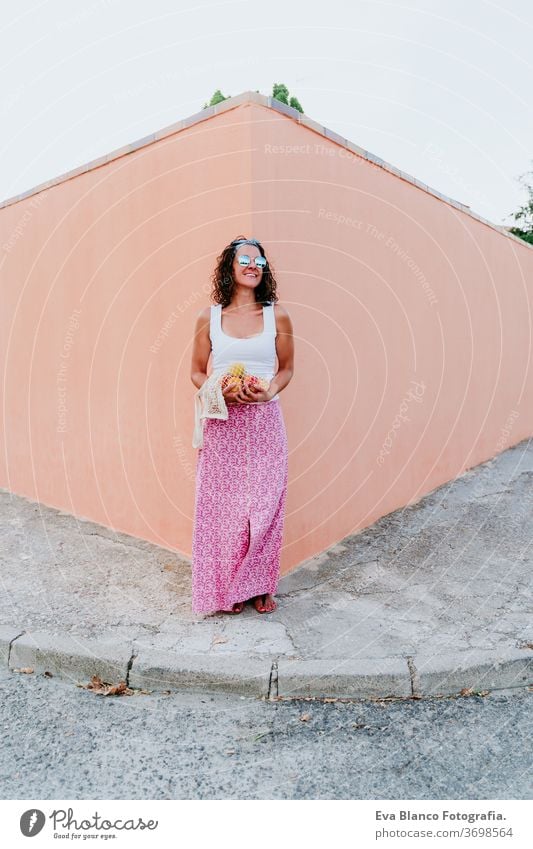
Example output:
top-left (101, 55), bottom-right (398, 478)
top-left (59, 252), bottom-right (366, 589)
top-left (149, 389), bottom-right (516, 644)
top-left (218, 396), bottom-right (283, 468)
top-left (1, 668), bottom-right (531, 800)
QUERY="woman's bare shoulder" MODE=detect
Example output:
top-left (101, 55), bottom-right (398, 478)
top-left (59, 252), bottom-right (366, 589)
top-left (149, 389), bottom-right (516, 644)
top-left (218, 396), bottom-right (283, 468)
top-left (273, 303), bottom-right (292, 327)
top-left (194, 305), bottom-right (212, 325)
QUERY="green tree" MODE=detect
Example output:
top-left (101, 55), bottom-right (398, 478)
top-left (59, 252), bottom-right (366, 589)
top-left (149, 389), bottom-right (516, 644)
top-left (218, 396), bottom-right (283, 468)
top-left (509, 168), bottom-right (533, 245)
top-left (272, 83), bottom-right (290, 105)
top-left (272, 82), bottom-right (304, 113)
top-left (202, 84), bottom-right (304, 114)
top-left (202, 89), bottom-right (229, 109)
top-left (289, 95), bottom-right (303, 113)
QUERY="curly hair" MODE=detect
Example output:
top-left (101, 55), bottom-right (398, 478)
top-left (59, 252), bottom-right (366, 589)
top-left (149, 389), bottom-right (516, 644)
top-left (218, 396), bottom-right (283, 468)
top-left (210, 235), bottom-right (279, 307)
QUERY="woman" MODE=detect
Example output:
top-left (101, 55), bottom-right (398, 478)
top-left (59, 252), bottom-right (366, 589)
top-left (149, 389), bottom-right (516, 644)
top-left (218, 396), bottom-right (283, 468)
top-left (190, 236), bottom-right (294, 615)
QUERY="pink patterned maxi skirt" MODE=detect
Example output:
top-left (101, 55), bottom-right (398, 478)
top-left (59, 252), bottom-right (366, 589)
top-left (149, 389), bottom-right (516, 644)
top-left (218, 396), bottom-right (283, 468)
top-left (191, 398), bottom-right (288, 614)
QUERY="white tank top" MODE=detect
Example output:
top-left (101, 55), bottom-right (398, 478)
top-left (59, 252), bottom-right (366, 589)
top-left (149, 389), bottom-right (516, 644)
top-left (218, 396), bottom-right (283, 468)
top-left (209, 302), bottom-right (279, 402)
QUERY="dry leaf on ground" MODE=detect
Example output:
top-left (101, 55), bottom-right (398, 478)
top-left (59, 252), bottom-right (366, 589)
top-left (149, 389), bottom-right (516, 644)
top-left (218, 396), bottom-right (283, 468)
top-left (78, 674), bottom-right (134, 696)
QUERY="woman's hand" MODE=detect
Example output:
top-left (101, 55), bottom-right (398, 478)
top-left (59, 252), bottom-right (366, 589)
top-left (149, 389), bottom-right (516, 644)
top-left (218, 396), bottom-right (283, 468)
top-left (241, 382), bottom-right (273, 403)
top-left (221, 381), bottom-right (272, 404)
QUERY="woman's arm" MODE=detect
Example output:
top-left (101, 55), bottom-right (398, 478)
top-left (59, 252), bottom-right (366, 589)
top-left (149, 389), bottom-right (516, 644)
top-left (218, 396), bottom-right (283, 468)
top-left (190, 306), bottom-right (243, 405)
top-left (268, 304), bottom-right (294, 398)
top-left (190, 307), bottom-right (211, 390)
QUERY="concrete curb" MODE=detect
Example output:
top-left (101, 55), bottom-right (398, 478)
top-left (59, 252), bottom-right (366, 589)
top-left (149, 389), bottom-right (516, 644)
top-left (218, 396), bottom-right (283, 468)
top-left (2, 627), bottom-right (531, 700)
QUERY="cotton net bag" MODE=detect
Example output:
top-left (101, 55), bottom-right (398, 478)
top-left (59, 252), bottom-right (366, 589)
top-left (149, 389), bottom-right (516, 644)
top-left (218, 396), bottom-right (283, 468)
top-left (192, 363), bottom-right (270, 448)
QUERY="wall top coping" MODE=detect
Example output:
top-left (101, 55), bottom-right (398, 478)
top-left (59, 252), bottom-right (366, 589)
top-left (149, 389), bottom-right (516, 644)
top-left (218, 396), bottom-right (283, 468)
top-left (1, 90), bottom-right (530, 252)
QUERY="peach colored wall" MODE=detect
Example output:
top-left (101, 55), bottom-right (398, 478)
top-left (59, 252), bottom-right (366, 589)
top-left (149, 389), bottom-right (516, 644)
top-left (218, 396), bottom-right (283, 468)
top-left (249, 102), bottom-right (533, 566)
top-left (1, 99), bottom-right (532, 575)
top-left (0, 104), bottom-right (253, 555)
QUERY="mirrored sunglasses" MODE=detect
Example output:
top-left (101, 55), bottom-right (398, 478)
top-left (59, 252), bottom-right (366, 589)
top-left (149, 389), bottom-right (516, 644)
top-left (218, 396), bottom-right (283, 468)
top-left (237, 254), bottom-right (267, 269)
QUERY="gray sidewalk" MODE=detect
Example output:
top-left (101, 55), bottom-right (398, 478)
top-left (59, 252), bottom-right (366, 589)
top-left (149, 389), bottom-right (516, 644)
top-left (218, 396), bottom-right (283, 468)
top-left (1, 439), bottom-right (532, 699)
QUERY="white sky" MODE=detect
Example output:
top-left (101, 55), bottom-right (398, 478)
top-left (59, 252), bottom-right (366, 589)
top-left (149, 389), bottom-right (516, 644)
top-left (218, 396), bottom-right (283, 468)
top-left (1, 0), bottom-right (532, 225)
